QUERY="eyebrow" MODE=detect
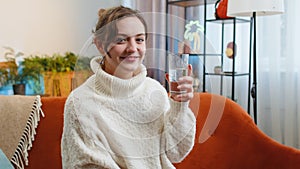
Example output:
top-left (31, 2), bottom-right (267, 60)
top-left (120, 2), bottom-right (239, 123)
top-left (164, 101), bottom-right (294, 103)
top-left (116, 33), bottom-right (146, 37)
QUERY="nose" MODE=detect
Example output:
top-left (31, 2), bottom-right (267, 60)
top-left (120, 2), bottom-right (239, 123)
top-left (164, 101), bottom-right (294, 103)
top-left (126, 38), bottom-right (138, 53)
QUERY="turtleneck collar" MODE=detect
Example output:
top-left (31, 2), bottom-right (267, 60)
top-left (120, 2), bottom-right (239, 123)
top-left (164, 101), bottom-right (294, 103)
top-left (90, 56), bottom-right (147, 98)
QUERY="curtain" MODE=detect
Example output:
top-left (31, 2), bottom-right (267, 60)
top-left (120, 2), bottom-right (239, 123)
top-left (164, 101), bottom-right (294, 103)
top-left (134, 0), bottom-right (168, 86)
top-left (257, 0), bottom-right (300, 148)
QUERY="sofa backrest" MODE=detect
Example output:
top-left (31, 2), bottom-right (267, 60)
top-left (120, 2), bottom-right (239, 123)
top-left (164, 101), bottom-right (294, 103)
top-left (24, 93), bottom-right (300, 169)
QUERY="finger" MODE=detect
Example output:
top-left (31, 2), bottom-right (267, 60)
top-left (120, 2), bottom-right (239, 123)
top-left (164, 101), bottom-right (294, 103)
top-left (188, 64), bottom-right (193, 76)
top-left (178, 83), bottom-right (194, 93)
top-left (165, 73), bottom-right (169, 82)
top-left (173, 92), bottom-right (194, 102)
top-left (178, 76), bottom-right (194, 85)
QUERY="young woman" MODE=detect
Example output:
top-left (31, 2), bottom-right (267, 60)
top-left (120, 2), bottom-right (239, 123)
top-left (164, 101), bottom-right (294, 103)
top-left (61, 6), bottom-right (196, 169)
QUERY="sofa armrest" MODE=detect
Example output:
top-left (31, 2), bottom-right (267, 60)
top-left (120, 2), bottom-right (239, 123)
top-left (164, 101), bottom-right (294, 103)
top-left (175, 93), bottom-right (300, 169)
top-left (25, 97), bottom-right (66, 169)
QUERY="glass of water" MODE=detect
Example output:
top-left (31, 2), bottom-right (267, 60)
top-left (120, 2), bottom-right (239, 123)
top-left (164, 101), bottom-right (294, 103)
top-left (168, 53), bottom-right (189, 95)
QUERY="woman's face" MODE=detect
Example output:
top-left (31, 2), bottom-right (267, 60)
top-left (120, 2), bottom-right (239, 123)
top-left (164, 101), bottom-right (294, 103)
top-left (102, 16), bottom-right (146, 79)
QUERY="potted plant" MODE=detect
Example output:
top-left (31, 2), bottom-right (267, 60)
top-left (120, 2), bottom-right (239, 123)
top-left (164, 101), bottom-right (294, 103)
top-left (0, 46), bottom-right (41, 95)
top-left (39, 52), bottom-right (80, 96)
top-left (0, 64), bottom-right (9, 88)
top-left (21, 55), bottom-right (45, 94)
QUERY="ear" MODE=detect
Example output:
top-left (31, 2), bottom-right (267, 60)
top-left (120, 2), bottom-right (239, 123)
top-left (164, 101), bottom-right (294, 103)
top-left (94, 38), bottom-right (106, 55)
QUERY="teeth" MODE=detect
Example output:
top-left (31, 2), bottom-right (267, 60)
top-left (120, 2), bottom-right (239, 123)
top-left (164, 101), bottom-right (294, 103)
top-left (119, 56), bottom-right (140, 59)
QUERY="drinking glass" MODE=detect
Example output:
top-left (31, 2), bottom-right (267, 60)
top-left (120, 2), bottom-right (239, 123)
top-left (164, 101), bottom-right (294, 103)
top-left (168, 53), bottom-right (189, 95)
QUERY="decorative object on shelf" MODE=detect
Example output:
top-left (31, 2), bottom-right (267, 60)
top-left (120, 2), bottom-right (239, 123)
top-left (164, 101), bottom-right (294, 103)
top-left (214, 65), bottom-right (222, 74)
top-left (227, 0), bottom-right (284, 124)
top-left (225, 41), bottom-right (237, 59)
top-left (183, 20), bottom-right (204, 53)
top-left (215, 0), bottom-right (233, 19)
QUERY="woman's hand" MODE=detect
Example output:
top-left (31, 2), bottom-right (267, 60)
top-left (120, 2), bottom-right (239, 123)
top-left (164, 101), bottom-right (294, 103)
top-left (166, 64), bottom-right (194, 102)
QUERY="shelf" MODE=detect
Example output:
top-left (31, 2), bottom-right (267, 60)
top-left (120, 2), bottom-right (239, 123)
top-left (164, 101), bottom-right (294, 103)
top-left (168, 0), bottom-right (216, 7)
top-left (166, 0), bottom-right (252, 114)
top-left (206, 72), bottom-right (250, 76)
top-left (206, 18), bottom-right (251, 24)
top-left (188, 53), bottom-right (222, 57)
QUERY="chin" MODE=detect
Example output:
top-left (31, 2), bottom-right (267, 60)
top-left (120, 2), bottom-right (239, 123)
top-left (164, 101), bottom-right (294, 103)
top-left (117, 62), bottom-right (140, 72)
top-left (117, 57), bottom-right (143, 72)
top-left (125, 65), bottom-right (140, 73)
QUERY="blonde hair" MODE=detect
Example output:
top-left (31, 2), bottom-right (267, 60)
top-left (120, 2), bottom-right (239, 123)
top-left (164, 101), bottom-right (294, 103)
top-left (93, 6), bottom-right (148, 52)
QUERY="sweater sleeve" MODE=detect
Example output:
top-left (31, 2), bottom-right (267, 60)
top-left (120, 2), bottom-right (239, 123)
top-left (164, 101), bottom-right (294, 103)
top-left (61, 95), bottom-right (121, 169)
top-left (162, 98), bottom-right (196, 163)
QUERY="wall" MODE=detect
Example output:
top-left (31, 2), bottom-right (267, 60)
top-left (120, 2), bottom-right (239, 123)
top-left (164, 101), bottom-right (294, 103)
top-left (0, 0), bottom-right (130, 95)
top-left (0, 0), bottom-right (127, 59)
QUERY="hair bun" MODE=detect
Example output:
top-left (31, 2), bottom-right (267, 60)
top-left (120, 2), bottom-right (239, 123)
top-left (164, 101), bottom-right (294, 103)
top-left (98, 9), bottom-right (106, 17)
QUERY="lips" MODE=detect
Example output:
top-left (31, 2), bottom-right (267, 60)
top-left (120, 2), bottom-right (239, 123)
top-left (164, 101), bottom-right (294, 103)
top-left (120, 56), bottom-right (140, 62)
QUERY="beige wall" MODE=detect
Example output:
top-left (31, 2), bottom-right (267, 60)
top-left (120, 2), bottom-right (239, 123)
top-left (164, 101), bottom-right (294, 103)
top-left (0, 0), bottom-right (125, 59)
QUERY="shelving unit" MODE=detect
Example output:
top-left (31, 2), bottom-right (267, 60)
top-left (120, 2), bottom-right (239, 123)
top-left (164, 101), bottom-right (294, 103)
top-left (166, 0), bottom-right (252, 113)
top-left (205, 17), bottom-right (252, 109)
top-left (167, 0), bottom-right (216, 6)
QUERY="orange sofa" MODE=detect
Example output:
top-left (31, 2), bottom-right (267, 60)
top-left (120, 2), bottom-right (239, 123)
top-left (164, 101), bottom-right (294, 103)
top-left (24, 93), bottom-right (300, 169)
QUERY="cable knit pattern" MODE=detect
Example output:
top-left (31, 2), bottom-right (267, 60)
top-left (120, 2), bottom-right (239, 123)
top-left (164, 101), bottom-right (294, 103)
top-left (61, 58), bottom-right (196, 169)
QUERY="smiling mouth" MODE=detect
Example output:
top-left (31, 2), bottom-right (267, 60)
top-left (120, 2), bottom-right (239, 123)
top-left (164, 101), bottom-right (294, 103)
top-left (120, 56), bottom-right (140, 61)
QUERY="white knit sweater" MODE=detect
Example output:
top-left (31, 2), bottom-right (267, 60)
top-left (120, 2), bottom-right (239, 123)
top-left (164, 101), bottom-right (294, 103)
top-left (61, 58), bottom-right (196, 169)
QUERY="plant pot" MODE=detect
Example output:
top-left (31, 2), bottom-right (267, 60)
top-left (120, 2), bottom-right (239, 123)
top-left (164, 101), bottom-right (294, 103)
top-left (43, 72), bottom-right (74, 97)
top-left (71, 70), bottom-right (93, 90)
top-left (13, 84), bottom-right (26, 95)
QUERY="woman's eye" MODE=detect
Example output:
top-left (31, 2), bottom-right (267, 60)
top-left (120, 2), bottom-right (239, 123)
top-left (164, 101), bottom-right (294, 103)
top-left (116, 38), bottom-right (126, 43)
top-left (136, 38), bottom-right (145, 43)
